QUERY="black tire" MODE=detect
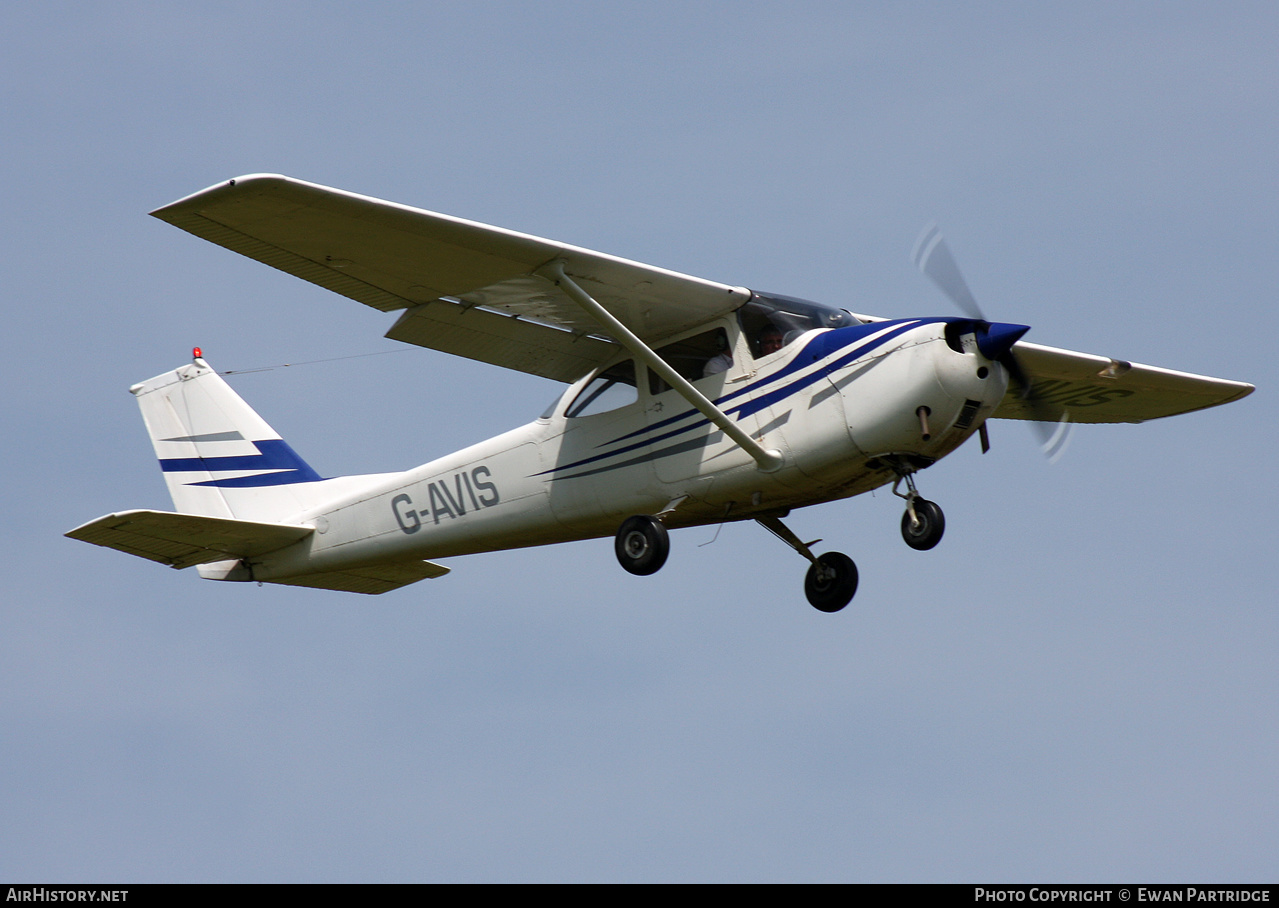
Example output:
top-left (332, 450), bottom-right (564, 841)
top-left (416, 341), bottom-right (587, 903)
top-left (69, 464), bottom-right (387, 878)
top-left (614, 515), bottom-right (670, 576)
top-left (901, 498), bottom-right (945, 551)
top-left (804, 552), bottom-right (858, 613)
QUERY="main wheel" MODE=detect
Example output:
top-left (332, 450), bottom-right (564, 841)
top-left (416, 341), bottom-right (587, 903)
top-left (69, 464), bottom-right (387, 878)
top-left (804, 552), bottom-right (858, 613)
top-left (901, 498), bottom-right (945, 550)
top-left (614, 515), bottom-right (670, 576)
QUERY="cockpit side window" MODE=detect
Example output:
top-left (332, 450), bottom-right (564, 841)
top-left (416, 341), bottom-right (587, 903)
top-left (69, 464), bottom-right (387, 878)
top-left (737, 292), bottom-right (861, 359)
top-left (648, 327), bottom-right (731, 394)
top-left (565, 359), bottom-right (638, 418)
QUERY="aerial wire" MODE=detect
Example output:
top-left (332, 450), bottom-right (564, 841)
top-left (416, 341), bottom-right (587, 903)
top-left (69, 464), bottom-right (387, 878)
top-left (216, 347), bottom-right (413, 375)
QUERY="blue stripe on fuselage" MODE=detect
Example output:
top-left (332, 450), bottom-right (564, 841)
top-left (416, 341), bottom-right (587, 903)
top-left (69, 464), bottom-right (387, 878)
top-left (724, 319), bottom-right (931, 421)
top-left (610, 319), bottom-right (928, 443)
top-left (539, 318), bottom-right (939, 478)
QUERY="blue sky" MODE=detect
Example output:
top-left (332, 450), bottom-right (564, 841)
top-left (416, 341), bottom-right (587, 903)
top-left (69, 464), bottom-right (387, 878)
top-left (3, 1), bottom-right (1274, 882)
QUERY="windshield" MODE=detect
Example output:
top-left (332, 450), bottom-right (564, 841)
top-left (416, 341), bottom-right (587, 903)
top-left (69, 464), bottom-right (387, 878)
top-left (737, 292), bottom-right (861, 357)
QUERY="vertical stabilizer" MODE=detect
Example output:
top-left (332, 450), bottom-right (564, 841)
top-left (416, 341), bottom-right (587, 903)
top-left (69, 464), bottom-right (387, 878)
top-left (132, 355), bottom-right (325, 522)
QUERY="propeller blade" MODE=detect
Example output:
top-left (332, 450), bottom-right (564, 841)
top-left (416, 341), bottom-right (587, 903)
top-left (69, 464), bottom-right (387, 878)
top-left (1039, 413), bottom-right (1074, 463)
top-left (913, 222), bottom-right (985, 320)
top-left (1000, 348), bottom-right (1073, 460)
top-left (912, 223), bottom-right (1070, 461)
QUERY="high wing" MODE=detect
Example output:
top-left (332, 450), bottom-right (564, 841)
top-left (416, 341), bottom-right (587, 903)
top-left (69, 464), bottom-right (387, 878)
top-left (152, 174), bottom-right (749, 382)
top-left (152, 174), bottom-right (1251, 422)
top-left (993, 340), bottom-right (1253, 423)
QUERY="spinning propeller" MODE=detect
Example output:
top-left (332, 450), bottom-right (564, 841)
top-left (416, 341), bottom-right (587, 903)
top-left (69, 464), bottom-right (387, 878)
top-left (912, 224), bottom-right (1073, 460)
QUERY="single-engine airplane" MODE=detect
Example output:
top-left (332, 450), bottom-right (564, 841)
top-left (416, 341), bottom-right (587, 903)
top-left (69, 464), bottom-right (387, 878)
top-left (67, 175), bottom-right (1254, 611)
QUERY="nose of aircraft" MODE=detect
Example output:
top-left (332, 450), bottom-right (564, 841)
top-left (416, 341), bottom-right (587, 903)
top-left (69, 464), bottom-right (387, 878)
top-left (976, 322), bottom-right (1030, 361)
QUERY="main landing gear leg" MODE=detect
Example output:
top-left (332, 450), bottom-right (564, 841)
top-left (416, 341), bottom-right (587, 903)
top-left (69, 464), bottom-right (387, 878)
top-left (892, 471), bottom-right (945, 551)
top-left (756, 515), bottom-right (858, 613)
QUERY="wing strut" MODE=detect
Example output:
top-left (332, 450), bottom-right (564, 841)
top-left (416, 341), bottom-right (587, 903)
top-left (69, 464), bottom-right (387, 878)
top-left (539, 261), bottom-right (784, 472)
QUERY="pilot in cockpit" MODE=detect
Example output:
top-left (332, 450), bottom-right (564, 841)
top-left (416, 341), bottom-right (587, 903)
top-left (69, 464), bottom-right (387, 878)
top-left (756, 325), bottom-right (784, 358)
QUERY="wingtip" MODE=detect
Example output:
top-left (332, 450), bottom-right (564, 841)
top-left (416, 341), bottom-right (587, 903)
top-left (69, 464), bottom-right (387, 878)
top-left (149, 173), bottom-right (293, 218)
top-left (1229, 382), bottom-right (1256, 402)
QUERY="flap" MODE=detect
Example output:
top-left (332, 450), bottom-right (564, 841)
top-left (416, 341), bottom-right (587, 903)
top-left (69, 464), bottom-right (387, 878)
top-left (384, 300), bottom-right (616, 383)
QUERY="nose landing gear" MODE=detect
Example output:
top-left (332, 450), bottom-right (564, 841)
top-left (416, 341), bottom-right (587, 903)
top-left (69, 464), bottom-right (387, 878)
top-left (892, 470), bottom-right (946, 551)
top-left (901, 498), bottom-right (945, 550)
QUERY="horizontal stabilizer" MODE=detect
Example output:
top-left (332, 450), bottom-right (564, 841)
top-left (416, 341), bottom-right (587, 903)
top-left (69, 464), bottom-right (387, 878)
top-left (269, 560), bottom-right (451, 595)
top-left (65, 510), bottom-right (313, 570)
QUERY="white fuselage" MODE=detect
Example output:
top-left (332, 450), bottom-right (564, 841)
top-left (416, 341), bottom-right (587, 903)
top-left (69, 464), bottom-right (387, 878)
top-left (246, 318), bottom-right (1008, 583)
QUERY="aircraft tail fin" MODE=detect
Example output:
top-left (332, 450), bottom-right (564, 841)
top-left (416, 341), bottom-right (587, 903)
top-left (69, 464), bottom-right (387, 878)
top-left (132, 353), bottom-right (329, 523)
top-left (68, 353), bottom-right (452, 594)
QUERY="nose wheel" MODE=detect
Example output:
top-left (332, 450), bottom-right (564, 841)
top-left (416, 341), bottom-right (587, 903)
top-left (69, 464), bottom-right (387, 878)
top-left (892, 469), bottom-right (946, 551)
top-left (901, 498), bottom-right (945, 550)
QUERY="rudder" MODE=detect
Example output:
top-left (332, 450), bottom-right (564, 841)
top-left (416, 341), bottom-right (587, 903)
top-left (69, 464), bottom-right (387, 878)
top-left (133, 353), bottom-right (325, 523)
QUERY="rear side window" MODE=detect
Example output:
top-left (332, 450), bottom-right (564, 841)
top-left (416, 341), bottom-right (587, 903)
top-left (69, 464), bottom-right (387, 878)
top-left (565, 360), bottom-right (638, 418)
top-left (648, 328), bottom-right (731, 394)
